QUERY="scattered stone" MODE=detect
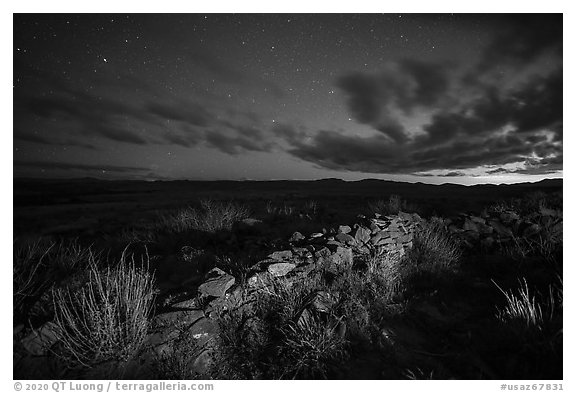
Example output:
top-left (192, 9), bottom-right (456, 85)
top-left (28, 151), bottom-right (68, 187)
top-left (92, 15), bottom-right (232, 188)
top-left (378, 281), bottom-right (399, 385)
top-left (520, 223), bottom-right (538, 237)
top-left (314, 247), bottom-right (332, 262)
top-left (289, 232), bottom-right (305, 242)
top-left (21, 322), bottom-right (62, 356)
top-left (500, 211), bottom-right (520, 224)
top-left (463, 218), bottom-right (479, 232)
top-left (335, 232), bottom-right (356, 246)
top-left (310, 232), bottom-right (324, 238)
top-left (268, 250), bottom-right (293, 261)
top-left (234, 218), bottom-right (267, 235)
top-left (247, 272), bottom-right (272, 289)
top-left (198, 268), bottom-right (235, 298)
top-left (329, 247), bottom-right (353, 268)
top-left (337, 225), bottom-right (352, 234)
top-left (353, 226), bottom-right (371, 244)
top-left (488, 220), bottom-right (513, 237)
top-left (267, 262), bottom-right (296, 277)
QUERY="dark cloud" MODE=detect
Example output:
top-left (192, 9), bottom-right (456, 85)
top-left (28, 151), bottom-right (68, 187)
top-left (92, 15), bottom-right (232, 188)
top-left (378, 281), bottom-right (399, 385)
top-left (205, 130), bottom-right (271, 155)
top-left (159, 129), bottom-right (202, 148)
top-left (14, 130), bottom-right (96, 149)
top-left (443, 171), bottom-right (467, 177)
top-left (472, 14), bottom-right (562, 77)
top-left (147, 101), bottom-right (212, 127)
top-left (336, 59), bottom-right (451, 143)
top-left (272, 123), bottom-right (308, 146)
top-left (15, 89), bottom-right (151, 145)
top-left (285, 60), bottom-right (562, 176)
top-left (14, 160), bottom-right (148, 173)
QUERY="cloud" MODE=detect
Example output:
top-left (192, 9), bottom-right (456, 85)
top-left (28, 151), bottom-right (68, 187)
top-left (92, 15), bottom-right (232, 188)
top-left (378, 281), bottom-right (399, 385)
top-left (205, 131), bottom-right (270, 155)
top-left (471, 14), bottom-right (562, 78)
top-left (14, 160), bottom-right (149, 173)
top-left (16, 90), bottom-right (152, 145)
top-left (443, 171), bottom-right (467, 177)
top-left (14, 130), bottom-right (97, 149)
top-left (283, 66), bottom-right (562, 176)
top-left (147, 101), bottom-right (212, 127)
top-left (336, 59), bottom-right (451, 143)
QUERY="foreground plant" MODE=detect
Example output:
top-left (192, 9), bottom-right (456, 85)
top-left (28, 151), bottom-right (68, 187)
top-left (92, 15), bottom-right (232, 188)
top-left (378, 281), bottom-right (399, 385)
top-left (52, 251), bottom-right (155, 367)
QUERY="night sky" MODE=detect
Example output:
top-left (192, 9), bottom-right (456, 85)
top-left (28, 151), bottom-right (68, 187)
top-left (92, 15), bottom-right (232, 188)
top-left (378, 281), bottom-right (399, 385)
top-left (13, 13), bottom-right (563, 184)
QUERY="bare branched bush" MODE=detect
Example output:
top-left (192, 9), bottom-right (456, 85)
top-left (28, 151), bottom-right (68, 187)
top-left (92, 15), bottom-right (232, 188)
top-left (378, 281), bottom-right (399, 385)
top-left (14, 238), bottom-right (99, 322)
top-left (13, 238), bottom-right (55, 318)
top-left (52, 251), bottom-right (155, 367)
top-left (157, 199), bottom-right (249, 233)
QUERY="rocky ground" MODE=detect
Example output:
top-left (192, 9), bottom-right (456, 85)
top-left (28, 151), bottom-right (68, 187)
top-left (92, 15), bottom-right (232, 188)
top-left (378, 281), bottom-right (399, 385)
top-left (13, 196), bottom-right (563, 380)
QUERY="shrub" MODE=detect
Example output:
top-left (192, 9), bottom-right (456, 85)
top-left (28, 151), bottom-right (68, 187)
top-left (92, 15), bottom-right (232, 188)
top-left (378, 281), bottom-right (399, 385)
top-left (407, 221), bottom-right (462, 273)
top-left (52, 251), bottom-right (155, 367)
top-left (14, 238), bottom-right (98, 323)
top-left (368, 195), bottom-right (403, 215)
top-left (157, 199), bottom-right (249, 233)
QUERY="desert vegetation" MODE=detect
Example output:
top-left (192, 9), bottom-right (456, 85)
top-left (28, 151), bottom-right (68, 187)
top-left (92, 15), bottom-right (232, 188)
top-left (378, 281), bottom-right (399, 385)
top-left (13, 182), bottom-right (562, 380)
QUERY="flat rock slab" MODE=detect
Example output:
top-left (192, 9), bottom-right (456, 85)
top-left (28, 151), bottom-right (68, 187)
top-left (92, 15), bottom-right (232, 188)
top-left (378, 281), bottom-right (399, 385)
top-left (185, 317), bottom-right (218, 348)
top-left (153, 309), bottom-right (205, 328)
top-left (268, 250), bottom-right (293, 261)
top-left (198, 268), bottom-right (235, 297)
top-left (267, 262), bottom-right (296, 277)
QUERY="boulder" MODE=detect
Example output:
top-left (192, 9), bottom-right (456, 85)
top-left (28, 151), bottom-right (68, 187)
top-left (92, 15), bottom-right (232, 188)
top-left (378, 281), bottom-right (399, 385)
top-left (198, 268), bottom-right (235, 298)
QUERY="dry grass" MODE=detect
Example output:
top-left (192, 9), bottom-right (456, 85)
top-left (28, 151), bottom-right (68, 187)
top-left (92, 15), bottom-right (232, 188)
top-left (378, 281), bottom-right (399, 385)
top-left (52, 250), bottom-right (155, 367)
top-left (13, 238), bottom-right (99, 322)
top-left (407, 220), bottom-right (462, 272)
top-left (157, 199), bottom-right (249, 233)
top-left (492, 277), bottom-right (562, 335)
